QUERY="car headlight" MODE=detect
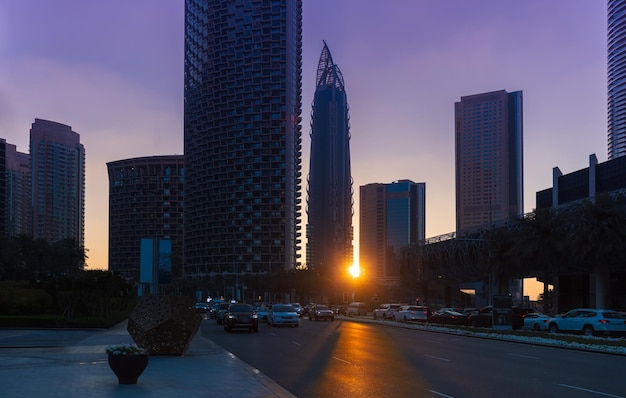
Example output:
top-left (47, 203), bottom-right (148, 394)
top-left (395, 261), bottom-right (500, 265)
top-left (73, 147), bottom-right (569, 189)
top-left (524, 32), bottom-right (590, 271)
top-left (228, 314), bottom-right (236, 319)
top-left (252, 314), bottom-right (258, 319)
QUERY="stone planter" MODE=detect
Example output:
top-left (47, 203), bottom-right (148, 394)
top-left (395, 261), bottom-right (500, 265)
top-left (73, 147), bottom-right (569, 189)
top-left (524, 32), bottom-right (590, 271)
top-left (107, 354), bottom-right (149, 384)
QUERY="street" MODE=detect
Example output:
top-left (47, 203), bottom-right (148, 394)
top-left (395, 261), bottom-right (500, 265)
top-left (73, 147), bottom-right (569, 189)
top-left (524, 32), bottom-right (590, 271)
top-left (202, 316), bottom-right (626, 398)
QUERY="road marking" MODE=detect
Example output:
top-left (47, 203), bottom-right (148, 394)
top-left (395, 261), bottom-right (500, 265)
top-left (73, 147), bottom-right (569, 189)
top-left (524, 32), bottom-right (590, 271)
top-left (429, 390), bottom-right (455, 398)
top-left (507, 352), bottom-right (538, 360)
top-left (332, 356), bottom-right (351, 364)
top-left (426, 339), bottom-right (441, 344)
top-left (291, 341), bottom-right (301, 346)
top-left (559, 383), bottom-right (624, 398)
top-left (424, 354), bottom-right (450, 362)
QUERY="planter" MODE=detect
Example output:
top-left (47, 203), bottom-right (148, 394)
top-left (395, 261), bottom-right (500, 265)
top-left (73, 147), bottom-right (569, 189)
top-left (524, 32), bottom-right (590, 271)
top-left (107, 354), bottom-right (149, 384)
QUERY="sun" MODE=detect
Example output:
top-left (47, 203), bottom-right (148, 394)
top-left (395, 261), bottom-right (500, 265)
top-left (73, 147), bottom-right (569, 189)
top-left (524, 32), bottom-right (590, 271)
top-left (348, 263), bottom-right (360, 279)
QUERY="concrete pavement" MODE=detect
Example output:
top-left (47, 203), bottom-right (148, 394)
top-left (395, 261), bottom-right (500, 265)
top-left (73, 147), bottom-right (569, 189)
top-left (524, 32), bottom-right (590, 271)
top-left (0, 320), bottom-right (295, 398)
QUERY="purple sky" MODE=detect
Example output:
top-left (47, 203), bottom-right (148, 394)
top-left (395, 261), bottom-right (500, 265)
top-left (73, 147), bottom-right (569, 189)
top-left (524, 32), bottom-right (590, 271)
top-left (0, 1), bottom-right (607, 297)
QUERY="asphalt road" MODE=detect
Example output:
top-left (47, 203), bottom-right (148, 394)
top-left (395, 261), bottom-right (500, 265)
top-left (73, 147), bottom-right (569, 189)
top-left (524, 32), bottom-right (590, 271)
top-left (202, 316), bottom-right (626, 398)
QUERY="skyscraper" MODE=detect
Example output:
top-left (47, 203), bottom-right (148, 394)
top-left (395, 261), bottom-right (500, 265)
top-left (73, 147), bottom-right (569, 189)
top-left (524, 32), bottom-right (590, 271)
top-left (30, 118), bottom-right (85, 246)
top-left (183, 1), bottom-right (303, 279)
top-left (107, 156), bottom-right (184, 280)
top-left (3, 141), bottom-right (31, 237)
top-left (608, 0), bottom-right (626, 159)
top-left (306, 41), bottom-right (353, 274)
top-left (0, 139), bottom-right (5, 237)
top-left (360, 180), bottom-right (425, 286)
top-left (454, 90), bottom-right (523, 232)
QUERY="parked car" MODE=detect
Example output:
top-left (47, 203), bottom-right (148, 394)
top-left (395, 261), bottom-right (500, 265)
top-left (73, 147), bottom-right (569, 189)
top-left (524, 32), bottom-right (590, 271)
top-left (309, 304), bottom-right (334, 321)
top-left (373, 303), bottom-right (403, 320)
top-left (548, 308), bottom-right (626, 337)
top-left (429, 310), bottom-right (468, 325)
top-left (195, 302), bottom-right (208, 313)
top-left (346, 302), bottom-right (368, 317)
top-left (385, 304), bottom-right (404, 320)
top-left (522, 313), bottom-right (551, 331)
top-left (268, 304), bottom-right (300, 327)
top-left (394, 306), bottom-right (430, 322)
top-left (215, 302), bottom-right (231, 325)
top-left (224, 303), bottom-right (259, 332)
top-left (468, 306), bottom-right (493, 327)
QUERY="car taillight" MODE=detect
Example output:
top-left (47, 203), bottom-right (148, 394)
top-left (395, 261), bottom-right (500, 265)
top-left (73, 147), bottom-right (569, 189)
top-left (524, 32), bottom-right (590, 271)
top-left (599, 319), bottom-right (608, 324)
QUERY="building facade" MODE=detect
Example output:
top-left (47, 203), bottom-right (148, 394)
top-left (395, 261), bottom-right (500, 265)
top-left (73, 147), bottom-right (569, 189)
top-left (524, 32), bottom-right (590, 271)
top-left (360, 180), bottom-right (425, 286)
top-left (306, 41), bottom-right (353, 274)
top-left (536, 153), bottom-right (626, 312)
top-left (455, 90), bottom-right (523, 232)
top-left (608, 0), bottom-right (626, 159)
top-left (0, 139), bottom-right (5, 236)
top-left (107, 156), bottom-right (184, 281)
top-left (4, 142), bottom-right (31, 237)
top-left (183, 0), bottom-right (303, 278)
top-left (30, 119), bottom-right (85, 246)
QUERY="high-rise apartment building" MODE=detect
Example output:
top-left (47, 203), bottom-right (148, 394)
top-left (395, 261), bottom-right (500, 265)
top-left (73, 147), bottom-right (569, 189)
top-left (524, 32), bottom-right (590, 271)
top-left (107, 156), bottom-right (184, 280)
top-left (4, 142), bottom-right (31, 237)
top-left (183, 1), bottom-right (303, 278)
top-left (30, 119), bottom-right (85, 245)
top-left (455, 90), bottom-right (523, 232)
top-left (608, 0), bottom-right (626, 159)
top-left (360, 180), bottom-right (425, 285)
top-left (0, 139), bottom-right (5, 236)
top-left (306, 41), bottom-right (353, 274)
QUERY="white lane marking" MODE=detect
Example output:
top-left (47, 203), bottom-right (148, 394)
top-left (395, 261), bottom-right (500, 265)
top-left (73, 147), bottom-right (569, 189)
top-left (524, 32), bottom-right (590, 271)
top-left (424, 354), bottom-right (450, 362)
top-left (332, 356), bottom-right (351, 364)
top-left (429, 390), bottom-right (455, 398)
top-left (291, 341), bottom-right (301, 346)
top-left (507, 352), bottom-right (538, 360)
top-left (559, 383), bottom-right (624, 398)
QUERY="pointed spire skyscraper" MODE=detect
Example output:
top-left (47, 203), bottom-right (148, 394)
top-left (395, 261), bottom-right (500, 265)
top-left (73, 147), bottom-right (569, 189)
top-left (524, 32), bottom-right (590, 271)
top-left (306, 41), bottom-right (354, 275)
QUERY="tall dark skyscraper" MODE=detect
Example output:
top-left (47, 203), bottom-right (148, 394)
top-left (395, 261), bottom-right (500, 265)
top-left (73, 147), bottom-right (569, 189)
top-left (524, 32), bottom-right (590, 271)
top-left (306, 42), bottom-right (353, 273)
top-left (183, 1), bottom-right (303, 279)
top-left (30, 119), bottom-right (85, 246)
top-left (455, 90), bottom-right (523, 232)
top-left (608, 0), bottom-right (626, 159)
top-left (107, 156), bottom-right (184, 280)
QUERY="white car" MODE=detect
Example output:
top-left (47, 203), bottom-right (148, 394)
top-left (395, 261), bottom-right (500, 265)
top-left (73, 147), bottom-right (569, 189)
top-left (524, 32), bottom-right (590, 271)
top-left (548, 308), bottom-right (626, 337)
top-left (373, 303), bottom-right (403, 320)
top-left (522, 313), bottom-right (551, 331)
top-left (394, 306), bottom-right (429, 322)
top-left (267, 304), bottom-right (300, 327)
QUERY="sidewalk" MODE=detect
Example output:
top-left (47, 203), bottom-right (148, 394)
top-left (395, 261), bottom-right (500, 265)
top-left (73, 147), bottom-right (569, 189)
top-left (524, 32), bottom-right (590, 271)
top-left (0, 321), bottom-right (295, 398)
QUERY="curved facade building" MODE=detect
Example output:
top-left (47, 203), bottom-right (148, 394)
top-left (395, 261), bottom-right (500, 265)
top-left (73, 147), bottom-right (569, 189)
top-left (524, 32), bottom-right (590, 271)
top-left (306, 42), bottom-right (353, 272)
top-left (107, 156), bottom-right (184, 280)
top-left (184, 0), bottom-right (303, 277)
top-left (608, 0), bottom-right (626, 159)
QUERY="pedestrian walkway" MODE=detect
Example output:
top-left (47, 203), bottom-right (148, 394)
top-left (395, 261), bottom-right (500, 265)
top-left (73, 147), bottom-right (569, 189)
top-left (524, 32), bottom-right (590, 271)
top-left (0, 321), bottom-right (295, 398)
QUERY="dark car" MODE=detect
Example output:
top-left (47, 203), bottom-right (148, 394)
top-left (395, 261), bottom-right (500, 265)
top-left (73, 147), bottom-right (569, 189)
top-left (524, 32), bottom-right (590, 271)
top-left (308, 304), bottom-right (334, 321)
top-left (429, 310), bottom-right (468, 325)
top-left (224, 303), bottom-right (259, 332)
top-left (468, 306), bottom-right (493, 327)
top-left (195, 302), bottom-right (208, 313)
top-left (215, 302), bottom-right (231, 325)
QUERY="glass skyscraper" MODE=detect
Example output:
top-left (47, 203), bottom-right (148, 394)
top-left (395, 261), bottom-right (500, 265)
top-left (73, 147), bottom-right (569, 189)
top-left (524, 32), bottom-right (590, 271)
top-left (608, 0), bottom-right (626, 159)
top-left (454, 90), bottom-right (523, 232)
top-left (306, 41), bottom-right (353, 274)
top-left (30, 119), bottom-right (85, 246)
top-left (183, 0), bottom-right (303, 277)
top-left (359, 180), bottom-right (425, 285)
